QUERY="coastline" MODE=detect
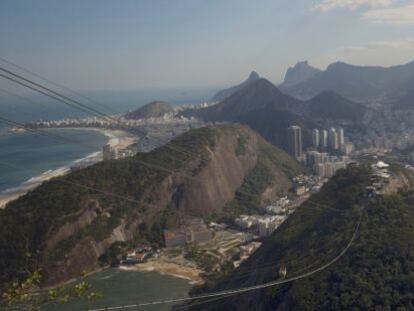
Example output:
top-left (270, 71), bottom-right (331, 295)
top-left (0, 128), bottom-right (137, 209)
top-left (120, 258), bottom-right (205, 285)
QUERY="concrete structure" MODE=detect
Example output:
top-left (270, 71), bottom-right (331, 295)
top-left (312, 129), bottom-right (320, 148)
top-left (328, 128), bottom-right (339, 150)
top-left (315, 163), bottom-right (325, 177)
top-left (325, 162), bottom-right (336, 178)
top-left (321, 129), bottom-right (328, 148)
top-left (341, 142), bottom-right (354, 155)
top-left (103, 143), bottom-right (118, 161)
top-left (337, 127), bottom-right (345, 147)
top-left (287, 125), bottom-right (303, 158)
top-left (190, 223), bottom-right (213, 243)
top-left (295, 185), bottom-right (307, 195)
top-left (163, 228), bottom-right (188, 247)
top-left (235, 215), bottom-right (258, 230)
top-left (164, 220), bottom-right (213, 247)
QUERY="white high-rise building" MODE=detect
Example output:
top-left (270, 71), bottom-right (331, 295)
top-left (103, 143), bottom-right (119, 161)
top-left (321, 129), bottom-right (328, 148)
top-left (337, 127), bottom-right (345, 147)
top-left (341, 142), bottom-right (354, 155)
top-left (315, 163), bottom-right (325, 177)
top-left (328, 128), bottom-right (339, 150)
top-left (312, 129), bottom-right (320, 147)
top-left (287, 126), bottom-right (303, 158)
top-left (325, 162), bottom-right (335, 177)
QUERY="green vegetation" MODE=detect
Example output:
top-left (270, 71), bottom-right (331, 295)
top-left (308, 91), bottom-right (368, 122)
top-left (0, 123), bottom-right (302, 295)
top-left (184, 245), bottom-right (220, 273)
top-left (0, 125), bottom-right (220, 289)
top-left (189, 165), bottom-right (379, 310)
top-left (222, 138), bottom-right (303, 221)
top-left (1, 270), bottom-right (100, 311)
top-left (190, 165), bottom-right (414, 310)
top-left (235, 134), bottom-right (249, 156)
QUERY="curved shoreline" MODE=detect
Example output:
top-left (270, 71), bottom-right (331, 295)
top-left (0, 128), bottom-right (136, 208)
top-left (119, 259), bottom-right (205, 285)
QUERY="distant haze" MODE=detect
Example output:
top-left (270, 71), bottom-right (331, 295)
top-left (0, 0), bottom-right (413, 92)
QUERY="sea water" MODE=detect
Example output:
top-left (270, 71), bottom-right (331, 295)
top-left (43, 269), bottom-right (193, 311)
top-left (0, 128), bottom-right (108, 193)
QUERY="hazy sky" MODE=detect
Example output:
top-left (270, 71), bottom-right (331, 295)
top-left (0, 0), bottom-right (413, 91)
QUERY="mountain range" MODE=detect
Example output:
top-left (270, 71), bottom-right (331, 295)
top-left (281, 61), bottom-right (321, 87)
top-left (183, 78), bottom-right (368, 150)
top-left (280, 60), bottom-right (414, 106)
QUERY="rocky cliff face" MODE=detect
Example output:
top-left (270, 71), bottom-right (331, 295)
top-left (0, 124), bottom-right (301, 286)
top-left (282, 61), bottom-right (321, 87)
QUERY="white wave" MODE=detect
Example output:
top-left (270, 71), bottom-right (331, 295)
top-left (0, 128), bottom-right (134, 207)
top-left (0, 131), bottom-right (109, 199)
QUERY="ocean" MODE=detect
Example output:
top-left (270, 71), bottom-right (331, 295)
top-left (0, 89), bottom-right (210, 306)
top-left (0, 88), bottom-right (213, 194)
top-left (0, 129), bottom-right (108, 193)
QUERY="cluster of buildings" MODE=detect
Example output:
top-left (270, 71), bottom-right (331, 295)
top-left (311, 127), bottom-right (350, 153)
top-left (235, 214), bottom-right (287, 237)
top-left (264, 196), bottom-right (290, 214)
top-left (306, 151), bottom-right (351, 178)
top-left (26, 114), bottom-right (201, 129)
top-left (120, 245), bottom-right (156, 265)
top-left (163, 219), bottom-right (213, 248)
top-left (102, 143), bottom-right (135, 161)
top-left (288, 126), bottom-right (354, 179)
top-left (292, 174), bottom-right (323, 195)
top-left (233, 241), bottom-right (262, 268)
top-left (27, 116), bottom-right (113, 129)
top-left (102, 143), bottom-right (119, 161)
top-left (25, 115), bottom-right (205, 154)
top-left (365, 161), bottom-right (391, 197)
top-left (287, 126), bottom-right (354, 160)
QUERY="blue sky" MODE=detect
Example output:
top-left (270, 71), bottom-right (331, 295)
top-left (0, 0), bottom-right (413, 91)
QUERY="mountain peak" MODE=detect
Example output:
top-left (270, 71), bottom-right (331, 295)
top-left (125, 101), bottom-right (174, 120)
top-left (247, 78), bottom-right (282, 93)
top-left (211, 71), bottom-right (261, 102)
top-left (282, 61), bottom-right (321, 87)
top-left (248, 71), bottom-right (260, 80)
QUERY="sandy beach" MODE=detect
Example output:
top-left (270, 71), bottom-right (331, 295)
top-left (120, 257), bottom-right (205, 285)
top-left (0, 128), bottom-right (137, 209)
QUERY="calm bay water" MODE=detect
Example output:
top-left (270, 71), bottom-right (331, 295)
top-left (44, 269), bottom-right (193, 311)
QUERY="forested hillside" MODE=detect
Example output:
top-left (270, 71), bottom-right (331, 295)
top-left (187, 166), bottom-right (414, 310)
top-left (0, 124), bottom-right (302, 288)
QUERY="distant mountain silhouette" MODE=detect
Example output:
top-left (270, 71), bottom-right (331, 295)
top-left (205, 78), bottom-right (300, 120)
top-left (183, 78), bottom-right (367, 150)
top-left (211, 71), bottom-right (260, 102)
top-left (299, 91), bottom-right (368, 122)
top-left (393, 76), bottom-right (414, 110)
top-left (282, 61), bottom-right (321, 87)
top-left (281, 60), bottom-right (414, 105)
top-left (124, 101), bottom-right (174, 119)
top-left (183, 79), bottom-right (312, 148)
